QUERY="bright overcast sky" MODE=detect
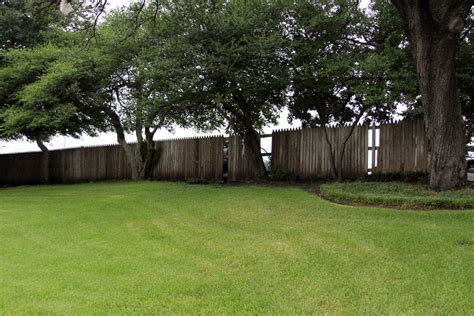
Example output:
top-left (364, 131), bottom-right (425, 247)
top-left (108, 0), bottom-right (131, 10)
top-left (0, 0), bottom-right (371, 154)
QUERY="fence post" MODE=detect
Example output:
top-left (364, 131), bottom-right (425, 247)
top-left (371, 124), bottom-right (377, 172)
top-left (42, 151), bottom-right (49, 184)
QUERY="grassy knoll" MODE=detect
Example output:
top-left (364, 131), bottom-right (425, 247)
top-left (320, 181), bottom-right (474, 209)
top-left (0, 181), bottom-right (473, 314)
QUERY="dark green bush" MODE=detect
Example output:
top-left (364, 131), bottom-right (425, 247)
top-left (269, 169), bottom-right (296, 181)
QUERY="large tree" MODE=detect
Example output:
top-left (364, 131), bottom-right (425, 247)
top-left (1, 2), bottom-right (212, 180)
top-left (0, 0), bottom-right (62, 151)
top-left (88, 5), bottom-right (200, 180)
top-left (390, 0), bottom-right (473, 190)
top-left (287, 0), bottom-right (417, 181)
top-left (162, 0), bottom-right (288, 179)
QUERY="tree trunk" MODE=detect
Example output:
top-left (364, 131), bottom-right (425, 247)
top-left (140, 130), bottom-right (160, 180)
top-left (420, 36), bottom-right (466, 190)
top-left (121, 142), bottom-right (142, 180)
top-left (102, 90), bottom-right (163, 180)
top-left (226, 92), bottom-right (268, 180)
top-left (323, 110), bottom-right (365, 182)
top-left (36, 138), bottom-right (49, 184)
top-left (101, 105), bottom-right (142, 180)
top-left (391, 0), bottom-right (470, 190)
top-left (336, 143), bottom-right (345, 182)
top-left (243, 129), bottom-right (267, 180)
top-left (323, 127), bottom-right (338, 180)
top-left (323, 126), bottom-right (360, 182)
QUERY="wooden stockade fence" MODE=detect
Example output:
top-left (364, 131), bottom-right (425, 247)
top-left (153, 136), bottom-right (224, 181)
top-left (272, 124), bottom-right (369, 179)
top-left (0, 151), bottom-right (45, 186)
top-left (373, 119), bottom-right (428, 174)
top-left (0, 119), bottom-right (433, 186)
top-left (271, 118), bottom-right (428, 179)
top-left (0, 136), bottom-right (225, 186)
top-left (227, 135), bottom-right (260, 182)
top-left (47, 144), bottom-right (133, 183)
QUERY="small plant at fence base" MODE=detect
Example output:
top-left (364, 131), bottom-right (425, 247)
top-left (269, 169), bottom-right (297, 182)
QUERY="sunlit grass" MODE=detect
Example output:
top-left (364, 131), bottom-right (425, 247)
top-left (1, 181), bottom-right (473, 314)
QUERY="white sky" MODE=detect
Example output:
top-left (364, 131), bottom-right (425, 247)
top-left (0, 0), bottom-right (371, 154)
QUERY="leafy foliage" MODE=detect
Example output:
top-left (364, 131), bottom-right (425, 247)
top-left (0, 0), bottom-right (104, 145)
top-left (157, 0), bottom-right (290, 177)
top-left (0, 41), bottom-right (105, 141)
top-left (0, 0), bottom-right (63, 50)
top-left (287, 0), bottom-right (418, 128)
top-left (0, 0), bottom-right (472, 183)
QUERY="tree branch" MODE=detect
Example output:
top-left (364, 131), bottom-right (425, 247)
top-left (35, 138), bottom-right (49, 153)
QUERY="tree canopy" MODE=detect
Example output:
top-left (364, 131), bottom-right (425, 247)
top-left (1, 0), bottom-right (472, 188)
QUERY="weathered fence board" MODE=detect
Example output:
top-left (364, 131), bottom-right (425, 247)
top-left (374, 119), bottom-right (428, 174)
top-left (0, 151), bottom-right (45, 186)
top-left (48, 144), bottom-right (132, 183)
top-left (0, 136), bottom-right (224, 186)
top-left (272, 125), bottom-right (368, 179)
top-left (227, 136), bottom-right (260, 182)
top-left (153, 136), bottom-right (224, 181)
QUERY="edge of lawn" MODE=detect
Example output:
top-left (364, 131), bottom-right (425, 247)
top-left (319, 181), bottom-right (474, 210)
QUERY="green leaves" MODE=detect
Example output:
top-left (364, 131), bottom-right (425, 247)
top-left (0, 41), bottom-right (105, 141)
top-left (162, 0), bottom-right (289, 134)
top-left (0, 0), bottom-right (468, 147)
top-left (287, 0), bottom-right (418, 127)
top-left (0, 0), bottom-right (64, 50)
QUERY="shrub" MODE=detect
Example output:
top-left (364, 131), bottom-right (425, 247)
top-left (269, 168), bottom-right (296, 181)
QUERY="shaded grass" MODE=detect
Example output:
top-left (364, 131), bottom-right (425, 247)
top-left (0, 181), bottom-right (473, 314)
top-left (320, 181), bottom-right (474, 209)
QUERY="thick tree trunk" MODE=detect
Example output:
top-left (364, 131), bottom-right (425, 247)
top-left (140, 130), bottom-right (160, 180)
top-left (419, 36), bottom-right (466, 190)
top-left (391, 0), bottom-right (470, 190)
top-left (101, 106), bottom-right (142, 180)
top-left (120, 142), bottom-right (141, 180)
top-left (227, 92), bottom-right (268, 180)
top-left (108, 123), bottom-right (160, 181)
top-left (117, 137), bottom-right (160, 181)
top-left (123, 135), bottom-right (161, 181)
top-left (243, 129), bottom-right (267, 180)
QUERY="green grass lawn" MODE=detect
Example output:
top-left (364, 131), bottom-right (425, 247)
top-left (321, 182), bottom-right (474, 209)
top-left (1, 181), bottom-right (473, 314)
